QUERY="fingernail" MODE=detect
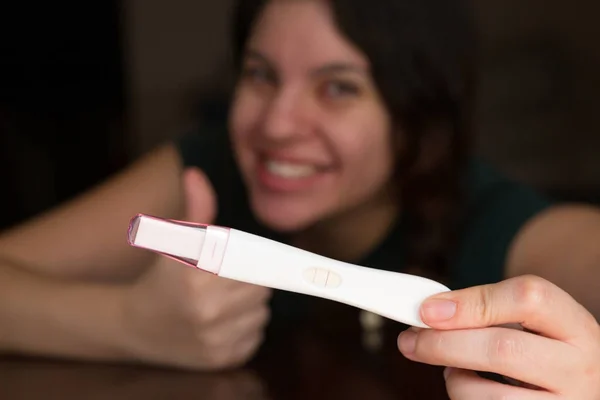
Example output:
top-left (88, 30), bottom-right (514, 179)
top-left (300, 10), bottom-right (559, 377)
top-left (398, 329), bottom-right (417, 355)
top-left (422, 299), bottom-right (457, 322)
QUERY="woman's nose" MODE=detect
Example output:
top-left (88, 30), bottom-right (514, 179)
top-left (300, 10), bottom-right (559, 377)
top-left (261, 90), bottom-right (309, 141)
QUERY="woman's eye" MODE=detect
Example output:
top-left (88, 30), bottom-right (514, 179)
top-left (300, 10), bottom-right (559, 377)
top-left (322, 80), bottom-right (360, 98)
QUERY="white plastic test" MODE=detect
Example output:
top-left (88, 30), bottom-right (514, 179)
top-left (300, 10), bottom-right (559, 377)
top-left (127, 213), bottom-right (450, 328)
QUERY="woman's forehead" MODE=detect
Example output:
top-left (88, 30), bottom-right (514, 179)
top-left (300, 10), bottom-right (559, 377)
top-left (246, 0), bottom-right (368, 72)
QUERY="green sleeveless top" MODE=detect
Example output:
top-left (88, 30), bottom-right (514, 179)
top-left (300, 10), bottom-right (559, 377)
top-left (176, 117), bottom-right (552, 323)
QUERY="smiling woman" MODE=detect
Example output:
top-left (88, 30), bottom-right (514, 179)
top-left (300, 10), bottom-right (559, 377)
top-left (1, 0), bottom-right (600, 398)
top-left (230, 1), bottom-right (395, 238)
top-left (183, 0), bottom-right (478, 276)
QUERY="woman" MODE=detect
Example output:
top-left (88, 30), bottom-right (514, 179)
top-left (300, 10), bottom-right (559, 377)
top-left (1, 0), bottom-right (599, 397)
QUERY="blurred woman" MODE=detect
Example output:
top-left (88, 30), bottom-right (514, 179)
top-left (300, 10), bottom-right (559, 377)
top-left (1, 0), bottom-right (599, 398)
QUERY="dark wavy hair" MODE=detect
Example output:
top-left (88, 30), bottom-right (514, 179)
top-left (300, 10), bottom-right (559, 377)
top-left (230, 0), bottom-right (477, 280)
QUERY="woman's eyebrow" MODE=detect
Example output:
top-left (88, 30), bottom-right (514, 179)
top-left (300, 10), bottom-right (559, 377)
top-left (244, 49), bottom-right (272, 65)
top-left (310, 63), bottom-right (366, 76)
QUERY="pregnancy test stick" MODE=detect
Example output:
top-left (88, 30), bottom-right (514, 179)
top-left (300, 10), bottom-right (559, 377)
top-left (127, 213), bottom-right (450, 328)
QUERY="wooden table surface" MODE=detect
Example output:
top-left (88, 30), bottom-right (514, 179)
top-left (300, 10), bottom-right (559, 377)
top-left (0, 302), bottom-right (449, 399)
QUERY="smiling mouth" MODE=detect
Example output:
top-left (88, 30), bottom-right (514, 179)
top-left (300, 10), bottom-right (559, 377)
top-left (264, 159), bottom-right (319, 178)
top-left (255, 155), bottom-right (334, 192)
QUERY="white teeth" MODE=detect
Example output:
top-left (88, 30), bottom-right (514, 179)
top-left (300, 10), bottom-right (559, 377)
top-left (265, 160), bottom-right (317, 178)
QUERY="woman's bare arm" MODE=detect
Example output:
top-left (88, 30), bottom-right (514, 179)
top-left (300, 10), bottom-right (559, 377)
top-left (0, 259), bottom-right (132, 361)
top-left (0, 143), bottom-right (185, 282)
top-left (0, 141), bottom-right (218, 363)
top-left (506, 203), bottom-right (600, 319)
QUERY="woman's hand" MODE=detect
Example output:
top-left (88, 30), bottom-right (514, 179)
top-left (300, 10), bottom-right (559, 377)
top-left (398, 275), bottom-right (600, 399)
top-left (120, 167), bottom-right (272, 370)
top-left (122, 254), bottom-right (271, 370)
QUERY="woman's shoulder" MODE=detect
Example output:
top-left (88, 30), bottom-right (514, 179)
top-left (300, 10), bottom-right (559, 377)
top-left (450, 158), bottom-right (554, 288)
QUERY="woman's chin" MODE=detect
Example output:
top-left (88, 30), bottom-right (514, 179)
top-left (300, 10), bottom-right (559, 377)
top-left (250, 200), bottom-right (318, 233)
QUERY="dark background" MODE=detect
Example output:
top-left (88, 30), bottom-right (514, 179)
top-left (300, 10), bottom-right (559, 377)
top-left (1, 0), bottom-right (599, 231)
top-left (0, 1), bottom-right (126, 229)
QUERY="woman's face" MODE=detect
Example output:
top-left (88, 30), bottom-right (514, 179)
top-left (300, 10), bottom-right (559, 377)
top-left (229, 0), bottom-right (395, 232)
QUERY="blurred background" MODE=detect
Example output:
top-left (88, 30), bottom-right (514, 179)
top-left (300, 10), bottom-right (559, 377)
top-left (1, 0), bottom-right (599, 231)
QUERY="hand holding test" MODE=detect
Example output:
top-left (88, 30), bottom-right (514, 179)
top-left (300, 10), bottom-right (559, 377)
top-left (127, 213), bottom-right (450, 328)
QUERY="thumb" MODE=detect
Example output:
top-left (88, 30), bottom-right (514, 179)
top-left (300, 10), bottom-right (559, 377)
top-left (182, 167), bottom-right (216, 224)
top-left (145, 168), bottom-right (216, 281)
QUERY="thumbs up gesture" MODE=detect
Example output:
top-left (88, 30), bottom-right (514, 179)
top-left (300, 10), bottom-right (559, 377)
top-left (122, 168), bottom-right (272, 370)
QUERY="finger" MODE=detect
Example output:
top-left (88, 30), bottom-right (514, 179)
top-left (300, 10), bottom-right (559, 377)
top-left (197, 284), bottom-right (271, 327)
top-left (199, 304), bottom-right (270, 348)
top-left (398, 326), bottom-right (578, 392)
top-left (225, 303), bottom-right (271, 342)
top-left (444, 368), bottom-right (555, 400)
top-left (153, 256), bottom-right (244, 299)
top-left (420, 275), bottom-right (595, 342)
top-left (237, 330), bottom-right (266, 357)
top-left (182, 167), bottom-right (216, 224)
top-left (216, 282), bottom-right (272, 319)
top-left (230, 331), bottom-right (266, 368)
top-left (203, 331), bottom-right (265, 370)
top-left (187, 266), bottom-right (264, 293)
